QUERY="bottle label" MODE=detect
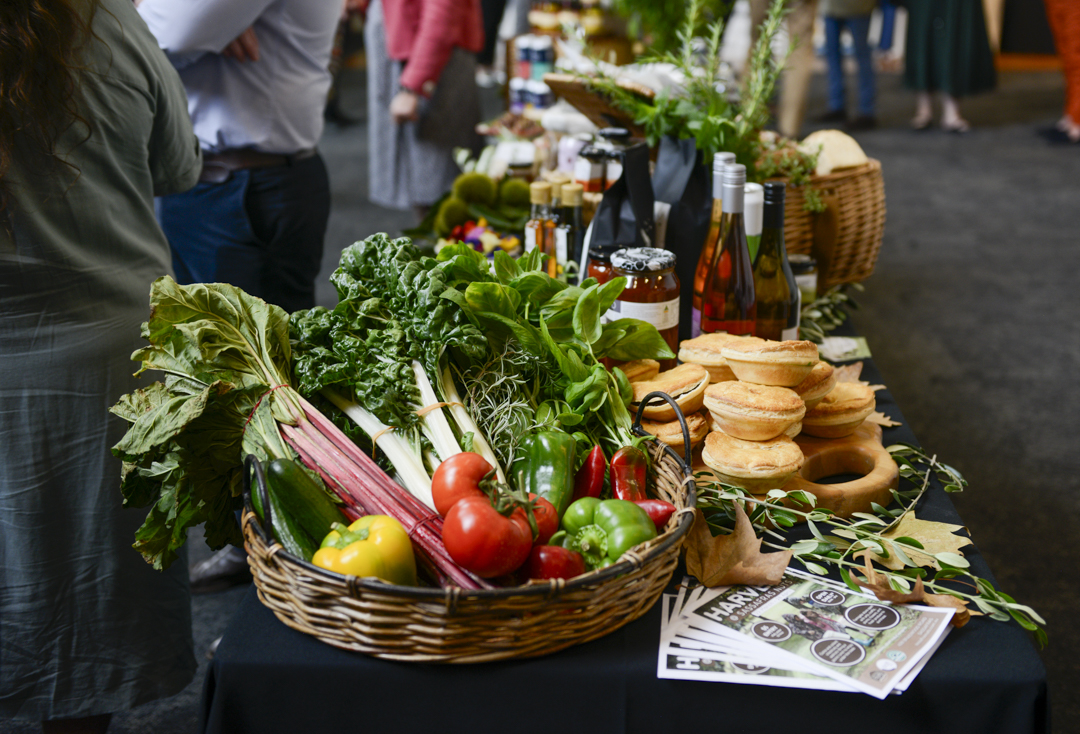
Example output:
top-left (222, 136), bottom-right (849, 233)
top-left (555, 228), bottom-right (568, 265)
top-left (524, 227), bottom-right (537, 253)
top-left (781, 325), bottom-right (800, 340)
top-left (781, 286), bottom-right (802, 341)
top-left (691, 307), bottom-right (702, 338)
top-left (605, 296), bottom-right (680, 331)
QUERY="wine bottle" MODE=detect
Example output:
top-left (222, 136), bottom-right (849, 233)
top-left (753, 182), bottom-right (800, 341)
top-left (700, 163), bottom-right (756, 336)
top-left (690, 151), bottom-right (736, 337)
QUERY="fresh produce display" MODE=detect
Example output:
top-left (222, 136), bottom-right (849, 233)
top-left (112, 233), bottom-right (680, 591)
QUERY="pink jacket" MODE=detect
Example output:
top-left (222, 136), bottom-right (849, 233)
top-left (382, 0), bottom-right (484, 96)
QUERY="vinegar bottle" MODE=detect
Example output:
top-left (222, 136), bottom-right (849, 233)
top-left (691, 151), bottom-right (736, 337)
top-left (700, 163), bottom-right (756, 336)
top-left (753, 182), bottom-right (800, 341)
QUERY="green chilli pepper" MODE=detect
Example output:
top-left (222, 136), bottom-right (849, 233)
top-left (552, 497), bottom-right (657, 570)
top-left (512, 431), bottom-right (577, 516)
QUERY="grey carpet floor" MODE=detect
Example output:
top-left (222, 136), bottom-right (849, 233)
top-left (3, 65), bottom-right (1075, 733)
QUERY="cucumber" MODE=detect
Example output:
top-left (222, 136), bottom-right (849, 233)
top-left (265, 458), bottom-right (345, 549)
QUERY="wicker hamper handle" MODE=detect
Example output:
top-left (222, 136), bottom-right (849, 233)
top-left (632, 390), bottom-right (694, 471)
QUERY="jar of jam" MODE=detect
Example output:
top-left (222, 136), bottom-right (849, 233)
top-left (606, 247), bottom-right (680, 371)
top-left (586, 244), bottom-right (620, 285)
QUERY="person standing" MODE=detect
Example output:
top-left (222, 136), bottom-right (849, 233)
top-left (1045, 0), bottom-right (1080, 143)
top-left (137, 0), bottom-right (342, 314)
top-left (902, 0), bottom-right (996, 133)
top-left (366, 0), bottom-right (485, 218)
top-left (0, 0), bottom-right (202, 730)
top-left (817, 0), bottom-right (879, 131)
top-left (750, 0), bottom-right (820, 139)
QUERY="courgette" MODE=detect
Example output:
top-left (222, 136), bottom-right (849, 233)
top-left (252, 472), bottom-right (320, 561)
top-left (265, 458), bottom-right (345, 549)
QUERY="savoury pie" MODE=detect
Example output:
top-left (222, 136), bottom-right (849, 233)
top-left (701, 430), bottom-right (805, 492)
top-left (677, 333), bottom-right (752, 383)
top-left (618, 359), bottom-right (660, 383)
top-left (720, 338), bottom-right (819, 387)
top-left (703, 381), bottom-right (806, 441)
top-left (640, 410), bottom-right (710, 454)
top-left (631, 363), bottom-right (710, 421)
top-left (792, 361), bottom-right (836, 411)
top-left (801, 381), bottom-right (876, 438)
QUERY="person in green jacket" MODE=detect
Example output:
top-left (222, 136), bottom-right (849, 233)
top-left (903, 0), bottom-right (997, 133)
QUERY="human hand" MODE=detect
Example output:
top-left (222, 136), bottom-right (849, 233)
top-left (221, 27), bottom-right (260, 63)
top-left (390, 90), bottom-right (420, 123)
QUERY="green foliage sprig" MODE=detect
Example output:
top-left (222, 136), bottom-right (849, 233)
top-left (799, 283), bottom-right (861, 343)
top-left (584, 0), bottom-right (819, 201)
top-left (695, 444), bottom-right (1047, 646)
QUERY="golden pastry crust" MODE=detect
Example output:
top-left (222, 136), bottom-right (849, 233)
top-left (720, 338), bottom-right (820, 387)
top-left (701, 431), bottom-right (805, 492)
top-left (631, 363), bottom-right (710, 421)
top-left (793, 361), bottom-right (837, 411)
top-left (703, 381), bottom-right (806, 441)
top-left (801, 382), bottom-right (876, 438)
top-left (640, 410), bottom-right (709, 452)
top-left (618, 359), bottom-right (660, 383)
top-left (677, 333), bottom-right (752, 383)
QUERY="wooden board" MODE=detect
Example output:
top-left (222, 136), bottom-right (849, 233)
top-left (691, 421), bottom-right (899, 519)
top-left (784, 421), bottom-right (899, 517)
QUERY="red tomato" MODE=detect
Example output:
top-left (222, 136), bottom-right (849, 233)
top-left (529, 494), bottom-right (559, 546)
top-left (431, 452), bottom-right (493, 517)
top-left (442, 495), bottom-right (533, 578)
top-left (526, 545), bottom-right (586, 581)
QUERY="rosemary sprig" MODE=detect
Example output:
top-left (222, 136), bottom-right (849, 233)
top-left (695, 444), bottom-right (1047, 647)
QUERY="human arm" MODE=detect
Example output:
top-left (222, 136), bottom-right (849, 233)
top-left (397, 0), bottom-right (476, 97)
top-left (137, 0), bottom-right (277, 56)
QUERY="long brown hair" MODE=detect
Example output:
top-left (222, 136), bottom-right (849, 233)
top-left (0, 0), bottom-right (100, 213)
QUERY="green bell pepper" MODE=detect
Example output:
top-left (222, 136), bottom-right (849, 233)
top-left (552, 497), bottom-right (657, 570)
top-left (511, 431), bottom-right (577, 516)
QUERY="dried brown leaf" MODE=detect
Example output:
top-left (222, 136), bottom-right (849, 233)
top-left (832, 362), bottom-right (864, 383)
top-left (865, 410), bottom-right (901, 427)
top-left (852, 553), bottom-right (972, 627)
top-left (684, 505), bottom-right (792, 587)
top-left (865, 512), bottom-right (972, 571)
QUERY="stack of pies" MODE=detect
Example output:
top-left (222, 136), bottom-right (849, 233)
top-left (619, 335), bottom-right (875, 491)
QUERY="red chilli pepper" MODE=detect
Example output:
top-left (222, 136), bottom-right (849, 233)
top-left (526, 545), bottom-right (586, 581)
top-left (572, 445), bottom-right (607, 502)
top-left (633, 499), bottom-right (676, 531)
top-left (610, 446), bottom-right (648, 502)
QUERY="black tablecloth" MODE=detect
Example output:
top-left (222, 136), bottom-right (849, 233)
top-left (199, 351), bottom-right (1049, 734)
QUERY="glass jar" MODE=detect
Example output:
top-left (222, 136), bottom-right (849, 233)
top-left (788, 254), bottom-right (818, 305)
top-left (606, 247), bottom-right (680, 371)
top-left (586, 244), bottom-right (619, 285)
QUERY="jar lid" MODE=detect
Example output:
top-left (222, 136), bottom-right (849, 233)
top-left (611, 247), bottom-right (676, 272)
top-left (789, 253), bottom-right (817, 274)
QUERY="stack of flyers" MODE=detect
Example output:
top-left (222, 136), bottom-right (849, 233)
top-left (657, 569), bottom-right (955, 698)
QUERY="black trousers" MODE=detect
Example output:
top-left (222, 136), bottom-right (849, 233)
top-left (158, 153), bottom-right (330, 313)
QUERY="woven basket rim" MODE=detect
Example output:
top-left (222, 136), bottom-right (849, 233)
top-left (242, 434), bottom-right (696, 601)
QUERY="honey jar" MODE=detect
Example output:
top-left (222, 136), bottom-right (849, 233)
top-left (605, 247), bottom-right (680, 370)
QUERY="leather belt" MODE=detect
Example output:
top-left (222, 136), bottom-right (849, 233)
top-left (199, 148), bottom-right (317, 184)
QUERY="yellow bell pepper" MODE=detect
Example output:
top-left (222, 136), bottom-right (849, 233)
top-left (311, 516), bottom-right (417, 586)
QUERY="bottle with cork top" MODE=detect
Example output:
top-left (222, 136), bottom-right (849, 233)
top-left (525, 181), bottom-right (557, 278)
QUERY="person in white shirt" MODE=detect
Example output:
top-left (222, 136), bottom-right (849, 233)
top-left (138, 0), bottom-right (342, 313)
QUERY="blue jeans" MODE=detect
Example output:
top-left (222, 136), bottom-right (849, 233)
top-left (158, 154), bottom-right (330, 313)
top-left (824, 15), bottom-right (876, 117)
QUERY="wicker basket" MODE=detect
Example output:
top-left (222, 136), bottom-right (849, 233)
top-left (780, 159), bottom-right (886, 290)
top-left (242, 393), bottom-right (697, 663)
